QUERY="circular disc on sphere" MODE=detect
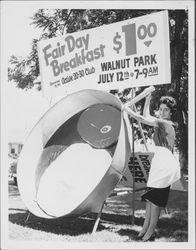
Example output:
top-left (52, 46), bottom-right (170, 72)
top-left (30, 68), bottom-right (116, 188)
top-left (77, 104), bottom-right (121, 148)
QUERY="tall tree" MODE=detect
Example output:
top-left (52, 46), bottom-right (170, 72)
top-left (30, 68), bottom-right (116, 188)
top-left (169, 10), bottom-right (188, 173)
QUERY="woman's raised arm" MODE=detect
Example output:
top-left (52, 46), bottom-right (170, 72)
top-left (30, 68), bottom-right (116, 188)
top-left (143, 94), bottom-right (151, 117)
top-left (123, 103), bottom-right (157, 127)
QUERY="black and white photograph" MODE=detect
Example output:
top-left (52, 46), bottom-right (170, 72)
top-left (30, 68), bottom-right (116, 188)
top-left (1, 1), bottom-right (195, 249)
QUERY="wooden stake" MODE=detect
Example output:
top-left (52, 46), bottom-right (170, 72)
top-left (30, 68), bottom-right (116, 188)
top-left (92, 202), bottom-right (105, 234)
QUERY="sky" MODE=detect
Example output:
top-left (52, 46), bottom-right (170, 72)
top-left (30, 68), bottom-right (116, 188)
top-left (2, 2), bottom-right (48, 142)
top-left (5, 2), bottom-right (41, 58)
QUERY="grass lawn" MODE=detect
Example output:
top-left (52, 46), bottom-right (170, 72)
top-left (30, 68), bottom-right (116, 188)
top-left (8, 179), bottom-right (188, 243)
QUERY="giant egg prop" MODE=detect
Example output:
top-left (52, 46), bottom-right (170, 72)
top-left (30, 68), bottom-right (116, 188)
top-left (17, 89), bottom-right (131, 219)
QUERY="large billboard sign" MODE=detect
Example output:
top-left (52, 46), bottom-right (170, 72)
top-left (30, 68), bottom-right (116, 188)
top-left (38, 10), bottom-right (171, 98)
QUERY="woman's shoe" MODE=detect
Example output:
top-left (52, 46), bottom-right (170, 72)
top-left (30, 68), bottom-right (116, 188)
top-left (135, 235), bottom-right (143, 240)
top-left (136, 234), bottom-right (144, 240)
top-left (136, 231), bottom-right (146, 240)
top-left (142, 233), bottom-right (156, 242)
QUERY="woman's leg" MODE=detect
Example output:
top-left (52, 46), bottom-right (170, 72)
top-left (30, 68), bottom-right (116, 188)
top-left (142, 202), bottom-right (161, 240)
top-left (138, 201), bottom-right (151, 237)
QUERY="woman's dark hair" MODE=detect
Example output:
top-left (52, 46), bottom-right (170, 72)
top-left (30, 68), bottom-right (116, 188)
top-left (159, 96), bottom-right (177, 120)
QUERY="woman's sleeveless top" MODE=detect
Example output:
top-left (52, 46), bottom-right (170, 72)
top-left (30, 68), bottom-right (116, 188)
top-left (153, 121), bottom-right (175, 152)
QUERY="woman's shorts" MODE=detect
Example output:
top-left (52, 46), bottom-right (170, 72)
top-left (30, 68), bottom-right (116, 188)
top-left (141, 186), bottom-right (170, 207)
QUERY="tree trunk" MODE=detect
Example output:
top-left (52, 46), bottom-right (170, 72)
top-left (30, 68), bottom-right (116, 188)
top-left (170, 10), bottom-right (188, 173)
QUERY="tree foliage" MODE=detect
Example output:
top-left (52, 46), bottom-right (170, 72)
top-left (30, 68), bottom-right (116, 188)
top-left (8, 9), bottom-right (188, 172)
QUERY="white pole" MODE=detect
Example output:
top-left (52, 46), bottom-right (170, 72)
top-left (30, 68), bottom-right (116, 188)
top-left (132, 104), bottom-right (149, 152)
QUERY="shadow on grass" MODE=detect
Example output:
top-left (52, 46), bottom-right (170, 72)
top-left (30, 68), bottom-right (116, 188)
top-left (9, 211), bottom-right (107, 236)
top-left (116, 210), bottom-right (188, 242)
top-left (9, 208), bottom-right (188, 241)
top-left (87, 212), bottom-right (144, 226)
top-left (156, 211), bottom-right (188, 241)
top-left (9, 209), bottom-right (141, 236)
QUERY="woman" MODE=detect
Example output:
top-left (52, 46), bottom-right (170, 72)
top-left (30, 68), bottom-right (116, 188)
top-left (124, 92), bottom-right (181, 241)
